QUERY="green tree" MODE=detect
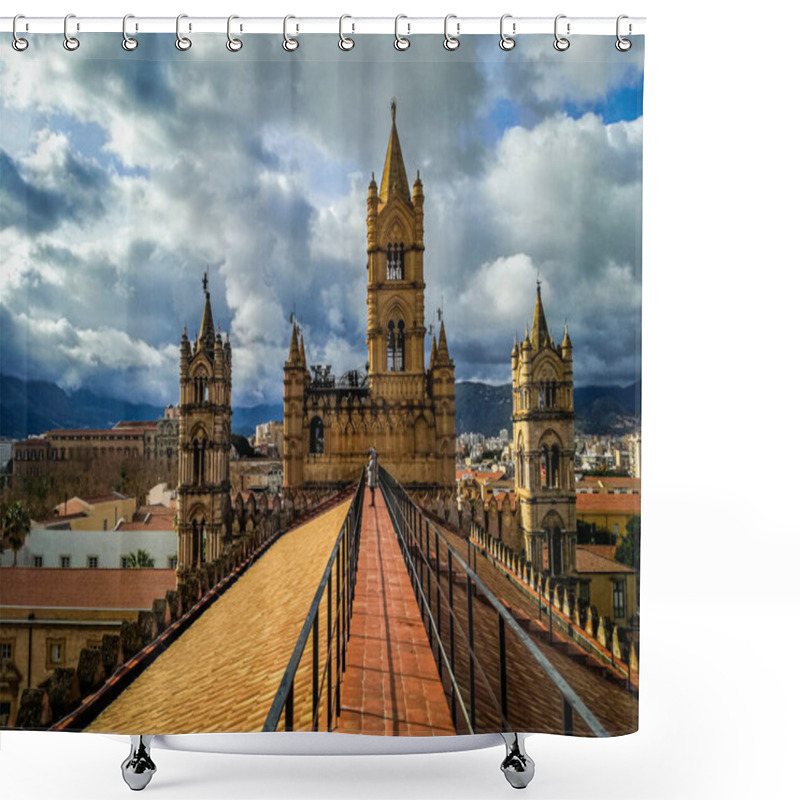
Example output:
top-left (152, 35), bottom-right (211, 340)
top-left (126, 548), bottom-right (155, 568)
top-left (2, 501), bottom-right (32, 567)
top-left (615, 515), bottom-right (641, 569)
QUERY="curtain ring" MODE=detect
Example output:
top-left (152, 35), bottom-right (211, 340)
top-left (615, 15), bottom-right (632, 51)
top-left (226, 15), bottom-right (243, 52)
top-left (283, 15), bottom-right (299, 51)
top-left (499, 14), bottom-right (515, 51)
top-left (338, 14), bottom-right (354, 51)
top-left (443, 14), bottom-right (460, 51)
top-left (394, 15), bottom-right (410, 50)
top-left (63, 13), bottom-right (80, 51)
top-left (176, 14), bottom-right (192, 51)
top-left (12, 15), bottom-right (29, 52)
top-left (553, 14), bottom-right (570, 51)
top-left (122, 14), bottom-right (138, 51)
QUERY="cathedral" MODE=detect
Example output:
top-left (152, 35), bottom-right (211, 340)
top-left (175, 274), bottom-right (233, 576)
top-left (512, 284), bottom-right (577, 577)
top-left (283, 103), bottom-right (456, 491)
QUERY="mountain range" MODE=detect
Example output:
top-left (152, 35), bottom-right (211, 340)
top-left (0, 374), bottom-right (639, 440)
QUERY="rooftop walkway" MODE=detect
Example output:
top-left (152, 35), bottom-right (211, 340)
top-left (337, 489), bottom-right (455, 736)
top-left (86, 500), bottom-right (350, 734)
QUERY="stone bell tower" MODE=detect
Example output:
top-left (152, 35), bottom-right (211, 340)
top-left (512, 283), bottom-right (577, 576)
top-left (176, 272), bottom-right (232, 580)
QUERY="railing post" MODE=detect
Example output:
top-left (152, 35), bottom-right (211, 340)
top-left (448, 547), bottom-right (456, 724)
top-left (285, 684), bottom-right (294, 732)
top-left (327, 575), bottom-right (332, 730)
top-left (425, 520), bottom-right (432, 641)
top-left (435, 532), bottom-right (442, 676)
top-left (467, 572), bottom-right (476, 732)
top-left (563, 696), bottom-right (574, 736)
top-left (499, 613), bottom-right (508, 726)
top-left (336, 548), bottom-right (341, 717)
top-left (312, 610), bottom-right (319, 731)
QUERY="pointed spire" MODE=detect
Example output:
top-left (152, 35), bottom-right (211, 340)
top-left (288, 322), bottom-right (300, 364)
top-left (380, 100), bottom-right (410, 203)
top-left (429, 334), bottom-right (437, 370)
top-left (199, 270), bottom-right (215, 350)
top-left (531, 280), bottom-right (550, 352)
top-left (561, 322), bottom-right (572, 349)
top-left (511, 335), bottom-right (519, 358)
top-left (299, 332), bottom-right (307, 368)
top-left (436, 320), bottom-right (450, 364)
top-left (522, 325), bottom-right (532, 351)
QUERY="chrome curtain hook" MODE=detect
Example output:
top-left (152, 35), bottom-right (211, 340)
top-left (12, 14), bottom-right (29, 51)
top-left (443, 14), bottom-right (460, 51)
top-left (122, 14), bottom-right (138, 51)
top-left (176, 14), bottom-right (192, 51)
top-left (394, 15), bottom-right (410, 50)
top-left (499, 14), bottom-right (515, 50)
top-left (616, 14), bottom-right (632, 51)
top-left (338, 14), bottom-right (354, 51)
top-left (226, 15), bottom-right (243, 52)
top-left (63, 13), bottom-right (80, 51)
top-left (283, 15), bottom-right (299, 51)
top-left (553, 14), bottom-right (570, 51)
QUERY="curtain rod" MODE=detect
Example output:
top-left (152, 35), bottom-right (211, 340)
top-left (0, 16), bottom-right (646, 36)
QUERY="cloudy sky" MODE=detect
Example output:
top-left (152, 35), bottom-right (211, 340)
top-left (0, 33), bottom-right (643, 408)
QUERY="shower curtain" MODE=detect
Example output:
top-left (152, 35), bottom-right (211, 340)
top-left (0, 29), bottom-right (643, 739)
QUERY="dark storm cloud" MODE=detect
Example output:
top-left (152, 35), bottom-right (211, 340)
top-left (0, 34), bottom-right (643, 405)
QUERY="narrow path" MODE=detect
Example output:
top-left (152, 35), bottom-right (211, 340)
top-left (337, 489), bottom-right (455, 736)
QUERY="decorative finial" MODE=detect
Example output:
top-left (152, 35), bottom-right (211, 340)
top-left (391, 98), bottom-right (397, 123)
top-left (202, 269), bottom-right (209, 296)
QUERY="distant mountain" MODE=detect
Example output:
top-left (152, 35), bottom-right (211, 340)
top-left (0, 375), bottom-right (281, 439)
top-left (454, 380), bottom-right (640, 436)
top-left (1, 374), bottom-right (639, 440)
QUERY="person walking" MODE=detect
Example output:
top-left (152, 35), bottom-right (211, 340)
top-left (367, 450), bottom-right (377, 506)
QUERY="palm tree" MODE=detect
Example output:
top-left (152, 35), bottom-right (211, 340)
top-left (2, 501), bottom-right (31, 567)
top-left (125, 548), bottom-right (155, 568)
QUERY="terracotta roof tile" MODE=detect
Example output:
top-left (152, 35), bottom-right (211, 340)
top-left (576, 548), bottom-right (634, 574)
top-left (576, 494), bottom-right (641, 514)
top-left (0, 568), bottom-right (176, 609)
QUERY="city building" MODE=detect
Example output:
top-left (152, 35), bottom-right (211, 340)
top-left (47, 493), bottom-right (136, 531)
top-left (576, 493), bottom-right (641, 539)
top-left (283, 102), bottom-right (456, 491)
top-left (511, 283), bottom-right (577, 576)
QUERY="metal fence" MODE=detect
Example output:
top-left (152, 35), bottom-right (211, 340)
top-left (262, 473), bottom-right (365, 732)
top-left (380, 467), bottom-right (608, 737)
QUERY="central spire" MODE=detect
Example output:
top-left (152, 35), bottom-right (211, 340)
top-left (531, 280), bottom-right (550, 351)
top-left (380, 99), bottom-right (410, 204)
top-left (199, 269), bottom-right (215, 350)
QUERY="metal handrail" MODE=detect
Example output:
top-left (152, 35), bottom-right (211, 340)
top-left (380, 467), bottom-right (609, 738)
top-left (262, 472), bottom-right (365, 732)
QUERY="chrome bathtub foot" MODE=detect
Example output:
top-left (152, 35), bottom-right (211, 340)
top-left (500, 732), bottom-right (535, 789)
top-left (121, 735), bottom-right (156, 791)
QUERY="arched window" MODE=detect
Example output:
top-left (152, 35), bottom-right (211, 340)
top-left (548, 527), bottom-right (563, 576)
top-left (387, 320), bottom-right (406, 371)
top-left (387, 242), bottom-right (405, 280)
top-left (539, 380), bottom-right (557, 408)
top-left (539, 445), bottom-right (560, 488)
top-left (192, 438), bottom-right (207, 484)
top-left (310, 416), bottom-right (324, 454)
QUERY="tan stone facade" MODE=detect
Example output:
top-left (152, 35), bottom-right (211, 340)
top-left (176, 276), bottom-right (233, 575)
top-left (512, 284), bottom-right (577, 576)
top-left (284, 104), bottom-right (455, 491)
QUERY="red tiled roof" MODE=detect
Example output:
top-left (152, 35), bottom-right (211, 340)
top-left (580, 544), bottom-right (618, 561)
top-left (576, 493), bottom-right (641, 514)
top-left (83, 493), bottom-right (130, 505)
top-left (576, 548), bottom-right (634, 574)
top-left (0, 568), bottom-right (176, 609)
top-left (456, 470), bottom-right (505, 482)
top-left (576, 476), bottom-right (641, 491)
top-left (45, 429), bottom-right (144, 436)
top-left (114, 421), bottom-right (159, 429)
